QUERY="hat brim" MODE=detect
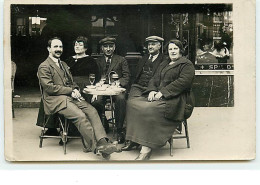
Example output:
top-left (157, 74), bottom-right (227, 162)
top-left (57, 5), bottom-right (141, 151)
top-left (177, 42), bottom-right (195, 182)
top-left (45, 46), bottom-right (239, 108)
top-left (101, 41), bottom-right (115, 45)
top-left (145, 39), bottom-right (163, 43)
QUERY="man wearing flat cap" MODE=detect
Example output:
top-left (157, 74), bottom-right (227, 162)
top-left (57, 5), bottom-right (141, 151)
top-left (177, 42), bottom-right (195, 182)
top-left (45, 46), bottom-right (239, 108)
top-left (92, 36), bottom-right (130, 144)
top-left (127, 36), bottom-right (165, 99)
top-left (122, 35), bottom-right (165, 151)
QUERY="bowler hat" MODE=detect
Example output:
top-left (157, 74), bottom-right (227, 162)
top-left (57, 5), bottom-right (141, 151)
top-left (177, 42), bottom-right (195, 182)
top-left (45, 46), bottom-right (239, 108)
top-left (145, 36), bottom-right (164, 43)
top-left (99, 37), bottom-right (116, 45)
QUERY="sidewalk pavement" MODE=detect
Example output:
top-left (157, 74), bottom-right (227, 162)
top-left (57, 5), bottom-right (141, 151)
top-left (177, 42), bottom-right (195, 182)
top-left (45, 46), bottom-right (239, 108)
top-left (7, 107), bottom-right (255, 162)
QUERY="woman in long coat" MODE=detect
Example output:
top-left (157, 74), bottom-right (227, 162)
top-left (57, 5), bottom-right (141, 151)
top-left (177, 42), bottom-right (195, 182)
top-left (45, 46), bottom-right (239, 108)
top-left (125, 39), bottom-right (195, 160)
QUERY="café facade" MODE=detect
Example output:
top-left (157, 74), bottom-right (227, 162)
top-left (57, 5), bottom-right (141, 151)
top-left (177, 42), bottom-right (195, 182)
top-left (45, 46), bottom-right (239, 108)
top-left (10, 4), bottom-right (233, 107)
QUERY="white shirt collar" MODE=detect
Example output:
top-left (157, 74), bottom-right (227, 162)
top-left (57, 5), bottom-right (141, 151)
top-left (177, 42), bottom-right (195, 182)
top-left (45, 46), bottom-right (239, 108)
top-left (49, 55), bottom-right (60, 67)
top-left (149, 53), bottom-right (159, 62)
top-left (105, 55), bottom-right (113, 62)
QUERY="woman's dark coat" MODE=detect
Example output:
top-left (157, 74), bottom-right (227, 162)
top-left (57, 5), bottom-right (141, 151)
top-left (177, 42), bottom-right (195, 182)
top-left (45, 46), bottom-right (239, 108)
top-left (145, 56), bottom-right (195, 121)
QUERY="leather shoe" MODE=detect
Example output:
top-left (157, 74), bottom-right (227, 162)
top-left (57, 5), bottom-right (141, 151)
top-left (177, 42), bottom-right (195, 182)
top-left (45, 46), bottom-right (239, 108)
top-left (96, 143), bottom-right (118, 155)
top-left (121, 141), bottom-right (140, 151)
top-left (135, 150), bottom-right (152, 160)
top-left (117, 132), bottom-right (125, 144)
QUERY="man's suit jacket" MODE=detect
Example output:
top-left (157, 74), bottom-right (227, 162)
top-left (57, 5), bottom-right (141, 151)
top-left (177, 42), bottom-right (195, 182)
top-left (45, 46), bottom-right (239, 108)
top-left (134, 53), bottom-right (165, 84)
top-left (96, 54), bottom-right (130, 88)
top-left (37, 57), bottom-right (78, 115)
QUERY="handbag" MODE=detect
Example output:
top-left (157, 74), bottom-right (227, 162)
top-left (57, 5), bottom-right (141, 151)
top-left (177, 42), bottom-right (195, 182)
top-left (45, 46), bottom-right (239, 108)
top-left (184, 89), bottom-right (195, 119)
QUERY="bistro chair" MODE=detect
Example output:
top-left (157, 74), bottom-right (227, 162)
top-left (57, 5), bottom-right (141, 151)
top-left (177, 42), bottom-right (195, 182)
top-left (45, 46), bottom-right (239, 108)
top-left (169, 119), bottom-right (190, 156)
top-left (37, 79), bottom-right (87, 154)
top-left (38, 99), bottom-right (88, 154)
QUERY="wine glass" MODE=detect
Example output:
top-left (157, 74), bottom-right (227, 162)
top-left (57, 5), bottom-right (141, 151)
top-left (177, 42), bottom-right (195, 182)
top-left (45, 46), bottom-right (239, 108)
top-left (89, 73), bottom-right (95, 86)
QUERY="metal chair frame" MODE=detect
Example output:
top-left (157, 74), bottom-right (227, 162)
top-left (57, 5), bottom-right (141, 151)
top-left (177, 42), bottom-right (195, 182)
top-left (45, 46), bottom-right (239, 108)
top-left (101, 96), bottom-right (117, 138)
top-left (169, 119), bottom-right (190, 156)
top-left (39, 111), bottom-right (87, 154)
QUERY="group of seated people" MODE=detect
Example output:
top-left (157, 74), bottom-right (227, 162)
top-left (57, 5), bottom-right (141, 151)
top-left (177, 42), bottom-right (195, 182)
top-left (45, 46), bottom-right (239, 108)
top-left (37, 35), bottom-right (195, 160)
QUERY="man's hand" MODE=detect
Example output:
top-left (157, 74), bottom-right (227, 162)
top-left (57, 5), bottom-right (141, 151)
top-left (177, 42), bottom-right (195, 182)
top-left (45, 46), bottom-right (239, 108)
top-left (91, 95), bottom-right (98, 103)
top-left (71, 89), bottom-right (81, 99)
top-left (154, 91), bottom-right (163, 100)
top-left (148, 91), bottom-right (157, 102)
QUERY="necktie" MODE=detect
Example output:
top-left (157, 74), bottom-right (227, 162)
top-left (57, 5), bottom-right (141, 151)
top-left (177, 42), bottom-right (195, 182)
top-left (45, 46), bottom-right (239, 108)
top-left (105, 57), bottom-right (111, 74)
top-left (147, 55), bottom-right (153, 72)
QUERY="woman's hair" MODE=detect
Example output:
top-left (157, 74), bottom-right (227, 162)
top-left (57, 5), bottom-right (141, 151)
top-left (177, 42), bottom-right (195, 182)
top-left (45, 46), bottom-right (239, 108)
top-left (165, 39), bottom-right (185, 55)
top-left (73, 36), bottom-right (88, 48)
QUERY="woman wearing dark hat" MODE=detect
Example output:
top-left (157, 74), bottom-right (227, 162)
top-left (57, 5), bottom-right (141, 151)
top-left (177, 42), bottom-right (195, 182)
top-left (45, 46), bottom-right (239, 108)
top-left (124, 39), bottom-right (195, 160)
top-left (66, 36), bottom-right (99, 93)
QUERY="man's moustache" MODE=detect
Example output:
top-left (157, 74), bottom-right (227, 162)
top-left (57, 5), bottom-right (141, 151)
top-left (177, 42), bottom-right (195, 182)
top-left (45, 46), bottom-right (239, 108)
top-left (55, 51), bottom-right (62, 54)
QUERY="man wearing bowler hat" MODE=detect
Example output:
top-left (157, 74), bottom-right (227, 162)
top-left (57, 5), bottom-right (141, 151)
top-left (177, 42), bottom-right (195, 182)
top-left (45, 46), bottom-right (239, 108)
top-left (122, 35), bottom-right (165, 151)
top-left (92, 36), bottom-right (130, 144)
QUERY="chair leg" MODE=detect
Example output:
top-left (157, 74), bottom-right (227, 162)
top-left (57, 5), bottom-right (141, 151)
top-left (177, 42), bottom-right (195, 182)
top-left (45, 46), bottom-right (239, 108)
top-left (39, 130), bottom-right (44, 148)
top-left (12, 94), bottom-right (15, 118)
top-left (12, 106), bottom-right (15, 118)
top-left (170, 137), bottom-right (173, 156)
top-left (63, 118), bottom-right (68, 154)
top-left (183, 120), bottom-right (190, 148)
top-left (109, 96), bottom-right (116, 138)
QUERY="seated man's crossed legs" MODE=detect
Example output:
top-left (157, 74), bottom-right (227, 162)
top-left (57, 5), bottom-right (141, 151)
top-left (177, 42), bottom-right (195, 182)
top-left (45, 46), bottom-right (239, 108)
top-left (57, 97), bottom-right (120, 157)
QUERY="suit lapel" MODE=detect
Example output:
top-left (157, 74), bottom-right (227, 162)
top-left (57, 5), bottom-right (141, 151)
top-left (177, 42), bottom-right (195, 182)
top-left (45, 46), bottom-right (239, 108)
top-left (107, 55), bottom-right (118, 73)
top-left (99, 56), bottom-right (106, 75)
top-left (62, 61), bottom-right (74, 83)
top-left (152, 53), bottom-right (163, 76)
top-left (136, 55), bottom-right (149, 78)
top-left (47, 57), bottom-right (67, 85)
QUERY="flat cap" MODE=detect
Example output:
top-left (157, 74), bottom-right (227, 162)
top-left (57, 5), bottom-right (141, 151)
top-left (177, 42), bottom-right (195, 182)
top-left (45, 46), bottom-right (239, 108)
top-left (145, 36), bottom-right (164, 43)
top-left (99, 37), bottom-right (116, 45)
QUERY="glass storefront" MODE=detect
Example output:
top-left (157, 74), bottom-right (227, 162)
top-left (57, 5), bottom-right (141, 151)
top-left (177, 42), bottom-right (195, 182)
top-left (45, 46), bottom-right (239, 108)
top-left (10, 4), bottom-right (234, 107)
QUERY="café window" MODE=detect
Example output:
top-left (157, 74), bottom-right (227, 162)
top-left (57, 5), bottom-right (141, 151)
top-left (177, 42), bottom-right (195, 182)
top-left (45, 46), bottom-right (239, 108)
top-left (16, 17), bottom-right (26, 36)
top-left (91, 15), bottom-right (119, 55)
top-left (28, 16), bottom-right (47, 36)
top-left (195, 11), bottom-right (233, 70)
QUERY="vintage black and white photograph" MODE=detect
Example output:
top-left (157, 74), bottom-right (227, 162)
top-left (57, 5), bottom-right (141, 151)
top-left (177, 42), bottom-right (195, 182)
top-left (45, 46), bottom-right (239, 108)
top-left (4, 0), bottom-right (255, 161)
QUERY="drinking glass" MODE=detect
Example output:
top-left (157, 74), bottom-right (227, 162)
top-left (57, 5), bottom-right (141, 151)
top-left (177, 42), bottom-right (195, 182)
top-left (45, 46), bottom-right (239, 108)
top-left (89, 74), bottom-right (95, 86)
top-left (111, 74), bottom-right (119, 86)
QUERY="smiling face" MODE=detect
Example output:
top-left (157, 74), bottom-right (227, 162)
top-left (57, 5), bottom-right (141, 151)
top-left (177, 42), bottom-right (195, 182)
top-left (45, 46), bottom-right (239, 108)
top-left (168, 43), bottom-right (182, 61)
top-left (48, 39), bottom-right (63, 59)
top-left (147, 41), bottom-right (161, 55)
top-left (101, 43), bottom-right (115, 57)
top-left (74, 41), bottom-right (87, 54)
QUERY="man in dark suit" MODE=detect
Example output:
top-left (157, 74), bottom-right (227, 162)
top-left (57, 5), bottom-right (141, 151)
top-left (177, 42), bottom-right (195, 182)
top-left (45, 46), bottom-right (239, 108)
top-left (128, 36), bottom-right (165, 98)
top-left (92, 37), bottom-right (130, 144)
top-left (122, 36), bottom-right (165, 151)
top-left (37, 37), bottom-right (118, 158)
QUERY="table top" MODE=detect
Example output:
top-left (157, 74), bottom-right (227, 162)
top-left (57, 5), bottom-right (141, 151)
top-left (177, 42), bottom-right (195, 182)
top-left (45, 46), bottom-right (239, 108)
top-left (83, 85), bottom-right (126, 96)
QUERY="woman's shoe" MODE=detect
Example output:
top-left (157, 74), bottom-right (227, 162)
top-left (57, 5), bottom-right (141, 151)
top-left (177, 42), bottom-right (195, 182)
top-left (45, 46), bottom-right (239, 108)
top-left (135, 150), bottom-right (152, 160)
top-left (121, 141), bottom-right (140, 151)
